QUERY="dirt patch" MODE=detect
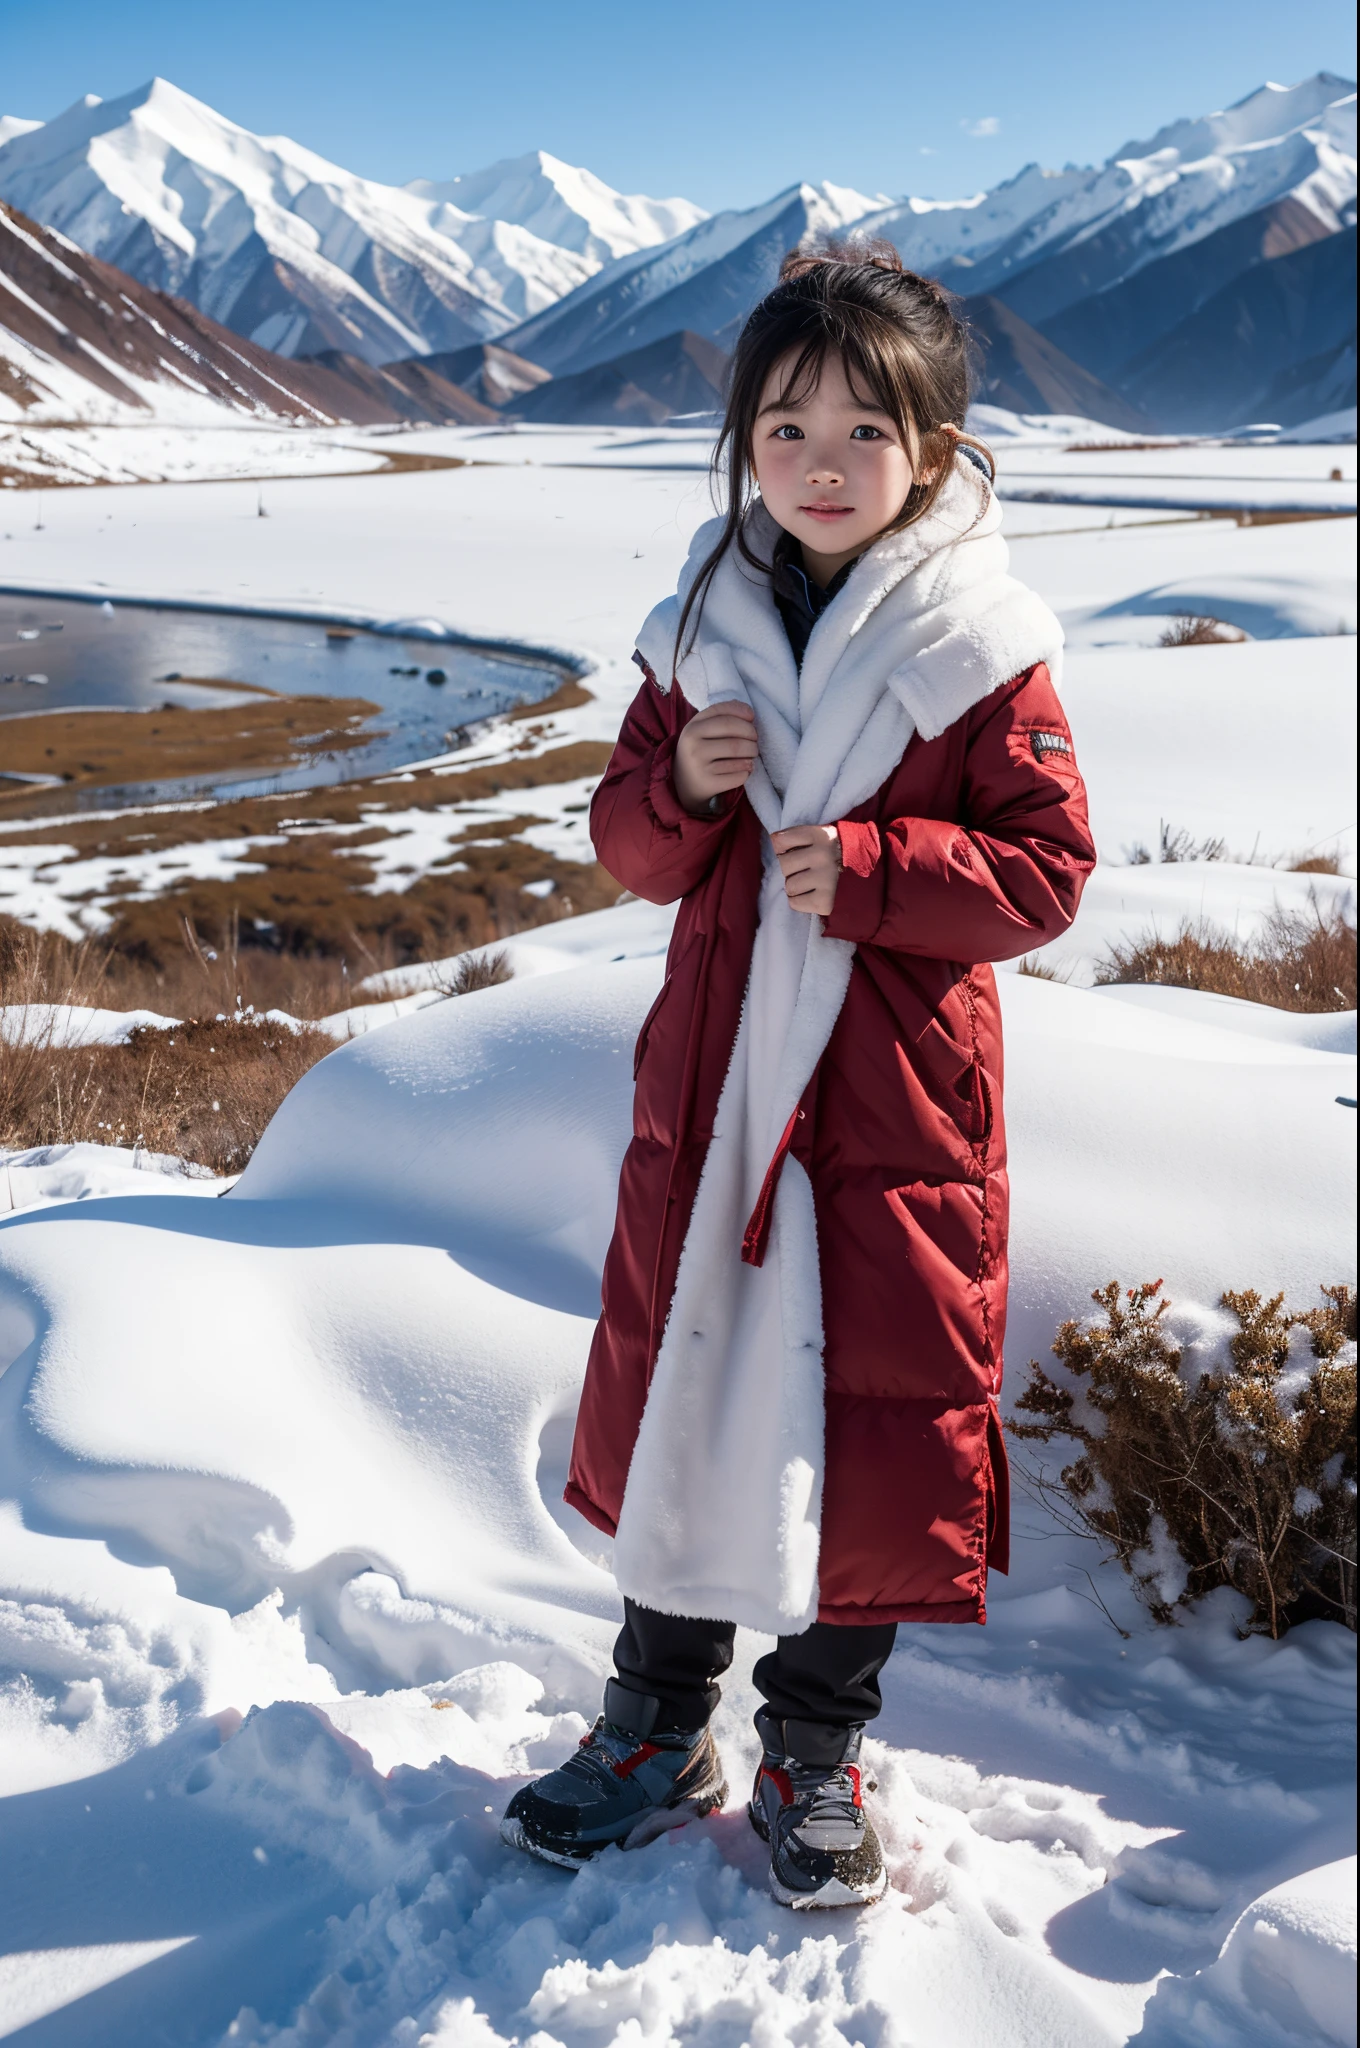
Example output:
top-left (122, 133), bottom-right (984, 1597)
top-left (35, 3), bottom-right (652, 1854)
top-left (1, 733), bottom-right (621, 965)
top-left (369, 449), bottom-right (472, 475)
top-left (0, 689), bottom-right (384, 804)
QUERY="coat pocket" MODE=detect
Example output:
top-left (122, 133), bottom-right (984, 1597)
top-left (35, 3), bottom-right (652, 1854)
top-left (633, 974), bottom-right (673, 1079)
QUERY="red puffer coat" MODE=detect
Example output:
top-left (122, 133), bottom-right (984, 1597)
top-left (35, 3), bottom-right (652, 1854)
top-left (566, 659), bottom-right (1095, 1624)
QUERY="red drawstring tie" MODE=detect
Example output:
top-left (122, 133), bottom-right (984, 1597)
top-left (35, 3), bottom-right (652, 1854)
top-left (741, 1107), bottom-right (803, 1267)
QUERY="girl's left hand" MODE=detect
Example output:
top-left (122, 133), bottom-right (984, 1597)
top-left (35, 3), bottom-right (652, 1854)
top-left (770, 824), bottom-right (843, 916)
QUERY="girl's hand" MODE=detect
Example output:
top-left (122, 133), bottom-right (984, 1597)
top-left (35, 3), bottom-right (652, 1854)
top-left (770, 824), bottom-right (842, 916)
top-left (673, 700), bottom-right (757, 812)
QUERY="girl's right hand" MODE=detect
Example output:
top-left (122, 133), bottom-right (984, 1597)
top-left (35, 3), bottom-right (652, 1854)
top-left (673, 700), bottom-right (757, 813)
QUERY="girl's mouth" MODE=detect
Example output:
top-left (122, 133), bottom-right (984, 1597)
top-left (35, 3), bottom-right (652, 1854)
top-left (800, 502), bottom-right (854, 521)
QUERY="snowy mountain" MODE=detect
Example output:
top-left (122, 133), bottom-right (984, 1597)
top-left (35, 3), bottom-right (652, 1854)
top-left (0, 197), bottom-right (487, 429)
top-left (498, 180), bottom-right (890, 377)
top-left (0, 81), bottom-right (605, 365)
top-left (868, 74), bottom-right (1356, 315)
top-left (3, 71), bottom-right (1352, 428)
top-left (1117, 225), bottom-right (1357, 431)
top-left (406, 150), bottom-right (706, 266)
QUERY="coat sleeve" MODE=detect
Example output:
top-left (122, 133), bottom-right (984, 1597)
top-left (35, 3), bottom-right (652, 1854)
top-left (822, 663), bottom-right (1095, 963)
top-left (589, 661), bottom-right (741, 904)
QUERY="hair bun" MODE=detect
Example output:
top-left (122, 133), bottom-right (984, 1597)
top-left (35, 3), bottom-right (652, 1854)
top-left (779, 236), bottom-right (904, 282)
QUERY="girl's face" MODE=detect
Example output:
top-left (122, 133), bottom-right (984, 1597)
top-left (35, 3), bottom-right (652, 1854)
top-left (751, 347), bottom-right (916, 584)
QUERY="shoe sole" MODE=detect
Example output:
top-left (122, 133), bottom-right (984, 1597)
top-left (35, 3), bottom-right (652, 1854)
top-left (748, 1798), bottom-right (887, 1910)
top-left (501, 1782), bottom-right (728, 1872)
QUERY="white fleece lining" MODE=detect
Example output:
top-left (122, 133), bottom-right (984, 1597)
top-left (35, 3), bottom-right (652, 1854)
top-left (613, 458), bottom-right (1063, 1632)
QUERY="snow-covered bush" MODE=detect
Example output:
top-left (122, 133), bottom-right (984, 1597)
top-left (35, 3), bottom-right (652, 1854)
top-left (1011, 1280), bottom-right (1357, 1637)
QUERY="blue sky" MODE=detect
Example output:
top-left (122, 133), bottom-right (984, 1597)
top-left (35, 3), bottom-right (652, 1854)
top-left (2, 0), bottom-right (1355, 210)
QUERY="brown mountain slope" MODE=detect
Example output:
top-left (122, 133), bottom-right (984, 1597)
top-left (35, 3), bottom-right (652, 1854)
top-left (0, 200), bottom-right (418, 425)
top-left (301, 350), bottom-right (499, 425)
top-left (412, 342), bottom-right (553, 408)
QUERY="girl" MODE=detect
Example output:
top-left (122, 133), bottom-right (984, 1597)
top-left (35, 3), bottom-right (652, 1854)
top-left (503, 246), bottom-right (1095, 1908)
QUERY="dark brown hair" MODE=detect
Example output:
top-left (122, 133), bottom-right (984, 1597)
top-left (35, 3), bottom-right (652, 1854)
top-left (675, 240), bottom-right (991, 660)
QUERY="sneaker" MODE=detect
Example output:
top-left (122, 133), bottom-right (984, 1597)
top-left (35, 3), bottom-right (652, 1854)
top-left (748, 1708), bottom-right (887, 1908)
top-left (500, 1678), bottom-right (727, 1871)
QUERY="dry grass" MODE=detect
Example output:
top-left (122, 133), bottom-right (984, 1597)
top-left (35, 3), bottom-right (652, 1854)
top-left (0, 690), bottom-right (380, 805)
top-left (0, 1016), bottom-right (336, 1176)
top-left (430, 947), bottom-right (513, 997)
top-left (1158, 615), bottom-right (1247, 647)
top-left (1095, 904), bottom-right (1356, 1012)
top-left (1010, 1279), bottom-right (1357, 1637)
top-left (1129, 823), bottom-right (1228, 864)
top-left (0, 917), bottom-right (513, 1173)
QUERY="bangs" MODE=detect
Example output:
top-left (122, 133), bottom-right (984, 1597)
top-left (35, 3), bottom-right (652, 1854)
top-left (761, 326), bottom-right (902, 423)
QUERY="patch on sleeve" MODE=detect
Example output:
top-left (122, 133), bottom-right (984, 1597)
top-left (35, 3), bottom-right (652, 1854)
top-left (1029, 729), bottom-right (1072, 762)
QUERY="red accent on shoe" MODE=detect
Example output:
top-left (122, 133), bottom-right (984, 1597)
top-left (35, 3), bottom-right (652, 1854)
top-left (846, 1764), bottom-right (862, 1807)
top-left (613, 1741), bottom-right (662, 1778)
top-left (760, 1763), bottom-right (795, 1806)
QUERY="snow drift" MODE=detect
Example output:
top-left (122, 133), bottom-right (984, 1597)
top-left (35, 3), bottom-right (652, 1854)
top-left (0, 897), bottom-right (1354, 2041)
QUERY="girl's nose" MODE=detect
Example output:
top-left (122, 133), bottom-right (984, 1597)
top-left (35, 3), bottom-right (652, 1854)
top-left (806, 463), bottom-right (844, 486)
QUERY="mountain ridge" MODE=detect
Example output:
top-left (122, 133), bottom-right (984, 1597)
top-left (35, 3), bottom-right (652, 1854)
top-left (0, 81), bottom-right (702, 367)
top-left (2, 71), bottom-right (1354, 433)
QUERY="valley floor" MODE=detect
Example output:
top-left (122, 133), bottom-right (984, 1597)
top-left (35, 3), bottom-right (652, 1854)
top-left (0, 435), bottom-right (1354, 2047)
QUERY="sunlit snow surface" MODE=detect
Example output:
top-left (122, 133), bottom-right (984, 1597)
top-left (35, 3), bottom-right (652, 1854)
top-left (0, 442), bottom-right (1354, 2045)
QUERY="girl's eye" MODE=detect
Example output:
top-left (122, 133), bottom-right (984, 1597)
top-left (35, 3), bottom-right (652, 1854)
top-left (851, 425), bottom-right (884, 440)
top-left (773, 423), bottom-right (804, 440)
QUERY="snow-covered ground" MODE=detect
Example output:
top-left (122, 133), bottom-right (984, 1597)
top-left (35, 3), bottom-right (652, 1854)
top-left (4, 411), bottom-right (1356, 490)
top-left (0, 441), bottom-right (1355, 2045)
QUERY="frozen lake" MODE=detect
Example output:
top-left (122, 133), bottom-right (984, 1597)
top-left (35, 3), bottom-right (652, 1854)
top-left (0, 590), bottom-right (569, 807)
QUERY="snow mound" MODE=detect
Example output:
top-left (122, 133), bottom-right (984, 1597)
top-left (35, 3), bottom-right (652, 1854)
top-left (1, 1142), bottom-right (222, 1213)
top-left (1, 1002), bottom-right (179, 1047)
top-left (241, 960), bottom-right (647, 1315)
top-left (1141, 1855), bottom-right (1357, 2046)
top-left (0, 918), bottom-right (1354, 2039)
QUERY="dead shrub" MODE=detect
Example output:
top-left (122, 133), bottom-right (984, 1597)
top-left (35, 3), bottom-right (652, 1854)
top-left (0, 915), bottom-right (521, 1175)
top-left (1010, 1280), bottom-right (1357, 1637)
top-left (1130, 823), bottom-right (1227, 864)
top-left (432, 947), bottom-right (513, 997)
top-left (1290, 853), bottom-right (1344, 875)
top-left (1158, 615), bottom-right (1247, 646)
top-left (1095, 903), bottom-right (1356, 1011)
top-left (0, 912), bottom-right (446, 1025)
top-left (0, 1016), bottom-right (335, 1177)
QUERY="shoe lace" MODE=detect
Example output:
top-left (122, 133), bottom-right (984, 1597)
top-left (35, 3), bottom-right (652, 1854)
top-left (788, 1759), bottom-right (858, 1823)
top-left (782, 1758), bottom-right (863, 1850)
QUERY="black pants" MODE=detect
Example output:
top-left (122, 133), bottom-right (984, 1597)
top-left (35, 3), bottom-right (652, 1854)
top-left (613, 1598), bottom-right (897, 1732)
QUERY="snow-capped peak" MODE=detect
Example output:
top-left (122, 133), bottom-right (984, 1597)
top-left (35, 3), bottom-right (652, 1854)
top-left (1110, 71), bottom-right (1354, 165)
top-left (0, 78), bottom-right (601, 362)
top-left (407, 149), bottom-right (707, 266)
top-left (856, 71), bottom-right (1356, 294)
top-left (0, 115), bottom-right (44, 149)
